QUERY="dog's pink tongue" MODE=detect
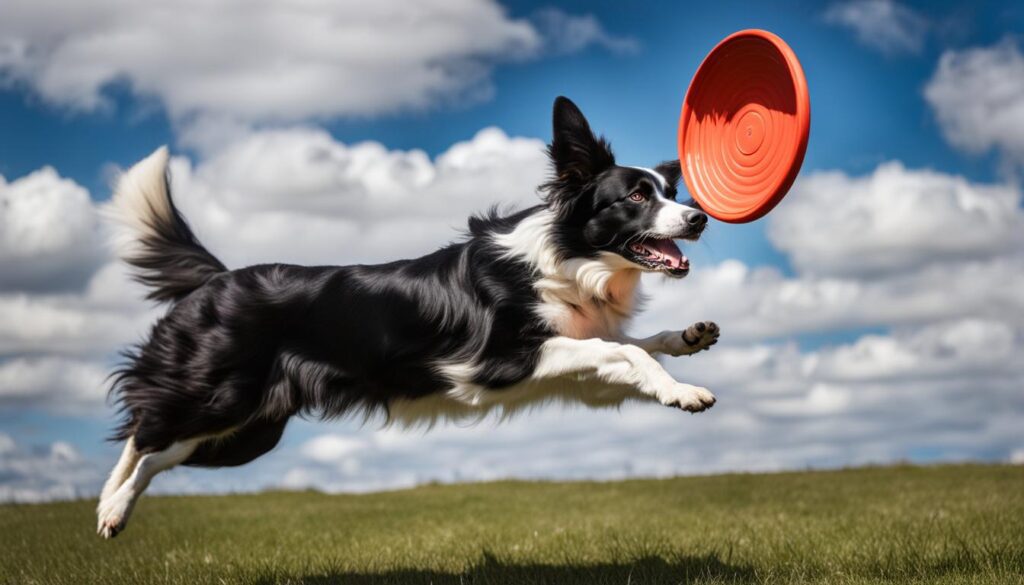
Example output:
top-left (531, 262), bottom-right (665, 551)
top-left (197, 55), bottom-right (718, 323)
top-left (650, 239), bottom-right (688, 269)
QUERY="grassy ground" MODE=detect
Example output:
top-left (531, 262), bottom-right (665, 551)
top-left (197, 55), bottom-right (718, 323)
top-left (1, 465), bottom-right (1022, 584)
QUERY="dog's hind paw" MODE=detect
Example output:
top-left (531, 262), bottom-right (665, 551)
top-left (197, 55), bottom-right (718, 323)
top-left (96, 510), bottom-right (125, 539)
top-left (96, 492), bottom-right (133, 539)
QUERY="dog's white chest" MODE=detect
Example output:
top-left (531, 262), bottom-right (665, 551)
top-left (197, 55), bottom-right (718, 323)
top-left (492, 209), bottom-right (643, 340)
top-left (534, 265), bottom-right (640, 340)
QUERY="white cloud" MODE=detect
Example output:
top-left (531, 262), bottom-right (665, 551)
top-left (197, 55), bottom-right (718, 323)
top-left (0, 356), bottom-right (109, 414)
top-left (168, 126), bottom-right (549, 267)
top-left (824, 0), bottom-right (928, 55)
top-left (300, 434), bottom-right (368, 464)
top-left (768, 162), bottom-right (1023, 277)
top-left (0, 432), bottom-right (101, 502)
top-left (813, 319), bottom-right (1021, 381)
top-left (637, 254), bottom-right (1024, 344)
top-left (925, 39), bottom-right (1024, 167)
top-left (0, 0), bottom-right (630, 149)
top-left (0, 167), bottom-right (104, 291)
top-left (0, 0), bottom-right (536, 121)
top-left (531, 9), bottom-right (639, 56)
top-left (0, 263), bottom-right (155, 359)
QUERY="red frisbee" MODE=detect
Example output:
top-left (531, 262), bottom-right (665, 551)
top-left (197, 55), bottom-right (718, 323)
top-left (678, 30), bottom-right (810, 223)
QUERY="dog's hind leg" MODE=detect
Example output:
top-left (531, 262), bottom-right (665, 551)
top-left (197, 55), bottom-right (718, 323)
top-left (98, 436), bottom-right (140, 506)
top-left (97, 437), bottom-right (201, 539)
top-left (182, 416), bottom-right (290, 468)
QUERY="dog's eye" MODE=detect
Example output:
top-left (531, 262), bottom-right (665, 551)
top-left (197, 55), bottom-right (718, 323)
top-left (628, 192), bottom-right (646, 202)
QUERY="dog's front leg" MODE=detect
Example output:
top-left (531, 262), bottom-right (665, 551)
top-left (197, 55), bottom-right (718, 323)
top-left (623, 321), bottom-right (720, 357)
top-left (532, 337), bottom-right (716, 412)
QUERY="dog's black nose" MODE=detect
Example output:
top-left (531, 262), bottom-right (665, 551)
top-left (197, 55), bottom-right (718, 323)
top-left (685, 210), bottom-right (708, 227)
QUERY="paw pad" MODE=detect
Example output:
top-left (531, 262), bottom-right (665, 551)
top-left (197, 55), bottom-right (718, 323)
top-left (682, 321), bottom-right (720, 350)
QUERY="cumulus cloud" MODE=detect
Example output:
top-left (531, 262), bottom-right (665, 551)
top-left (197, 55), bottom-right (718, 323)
top-left (0, 433), bottom-right (101, 502)
top-left (768, 162), bottom-right (1023, 277)
top-left (636, 255), bottom-right (1024, 344)
top-left (0, 0), bottom-right (630, 149)
top-left (0, 168), bottom-right (158, 416)
top-left (0, 0), bottom-right (533, 120)
top-left (168, 126), bottom-right (549, 267)
top-left (0, 167), bottom-right (158, 425)
top-left (925, 39), bottom-right (1024, 167)
top-left (824, 0), bottom-right (929, 55)
top-left (0, 262), bottom-right (155, 359)
top-left (0, 167), bottom-right (104, 291)
top-left (0, 356), bottom-right (109, 414)
top-left (813, 319), bottom-right (1021, 382)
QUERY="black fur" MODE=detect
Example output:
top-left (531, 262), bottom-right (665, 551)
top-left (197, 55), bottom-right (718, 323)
top-left (122, 174), bottom-right (226, 303)
top-left (111, 231), bottom-right (551, 466)
top-left (109, 97), bottom-right (704, 468)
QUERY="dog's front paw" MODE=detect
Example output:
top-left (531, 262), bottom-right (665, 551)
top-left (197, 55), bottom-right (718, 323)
top-left (663, 321), bottom-right (720, 356)
top-left (661, 383), bottom-right (716, 413)
top-left (682, 321), bottom-right (719, 352)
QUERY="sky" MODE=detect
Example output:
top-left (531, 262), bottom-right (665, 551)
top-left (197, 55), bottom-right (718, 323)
top-left (1, 0), bottom-right (1023, 502)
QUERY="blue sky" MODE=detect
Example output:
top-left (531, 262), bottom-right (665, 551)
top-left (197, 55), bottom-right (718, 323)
top-left (1, 0), bottom-right (1023, 501)
top-left (0, 0), bottom-right (1015, 272)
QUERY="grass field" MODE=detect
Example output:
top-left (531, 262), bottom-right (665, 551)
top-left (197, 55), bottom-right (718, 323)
top-left (2, 465), bottom-right (1022, 584)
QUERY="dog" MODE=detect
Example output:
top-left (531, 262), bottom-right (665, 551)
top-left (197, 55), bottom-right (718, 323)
top-left (96, 96), bottom-right (720, 538)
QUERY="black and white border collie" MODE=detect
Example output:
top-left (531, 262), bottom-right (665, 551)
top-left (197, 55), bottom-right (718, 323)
top-left (97, 97), bottom-right (720, 538)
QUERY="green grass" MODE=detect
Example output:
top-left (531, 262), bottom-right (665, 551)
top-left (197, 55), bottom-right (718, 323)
top-left (2, 465), bottom-right (1022, 584)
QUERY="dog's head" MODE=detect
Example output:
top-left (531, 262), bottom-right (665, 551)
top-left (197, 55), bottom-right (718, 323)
top-left (542, 97), bottom-right (707, 278)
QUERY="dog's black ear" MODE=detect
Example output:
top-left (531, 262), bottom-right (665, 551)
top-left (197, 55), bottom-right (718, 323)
top-left (543, 97), bottom-right (615, 214)
top-left (654, 160), bottom-right (682, 188)
top-left (549, 97), bottom-right (615, 181)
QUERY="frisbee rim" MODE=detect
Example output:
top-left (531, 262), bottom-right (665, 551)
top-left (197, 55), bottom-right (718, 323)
top-left (678, 29), bottom-right (810, 224)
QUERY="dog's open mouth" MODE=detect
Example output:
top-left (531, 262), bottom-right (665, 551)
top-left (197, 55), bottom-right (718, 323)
top-left (628, 238), bottom-right (689, 277)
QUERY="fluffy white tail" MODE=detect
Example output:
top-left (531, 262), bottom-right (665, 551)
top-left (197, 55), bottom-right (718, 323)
top-left (104, 146), bottom-right (226, 303)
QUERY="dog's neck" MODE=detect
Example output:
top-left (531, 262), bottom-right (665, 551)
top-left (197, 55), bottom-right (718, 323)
top-left (494, 209), bottom-right (643, 340)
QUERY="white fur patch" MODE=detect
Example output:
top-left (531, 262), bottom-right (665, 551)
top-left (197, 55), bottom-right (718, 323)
top-left (97, 437), bottom-right (200, 538)
top-left (102, 145), bottom-right (173, 261)
top-left (387, 335), bottom-right (714, 427)
top-left (492, 209), bottom-right (642, 340)
top-left (627, 165), bottom-right (669, 194)
top-left (98, 437), bottom-right (140, 505)
top-left (653, 199), bottom-right (697, 236)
